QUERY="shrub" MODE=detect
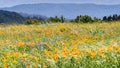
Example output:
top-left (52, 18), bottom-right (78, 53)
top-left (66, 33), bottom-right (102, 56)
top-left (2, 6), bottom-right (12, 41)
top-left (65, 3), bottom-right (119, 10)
top-left (25, 19), bottom-right (39, 25)
top-left (73, 15), bottom-right (93, 23)
top-left (80, 15), bottom-right (93, 23)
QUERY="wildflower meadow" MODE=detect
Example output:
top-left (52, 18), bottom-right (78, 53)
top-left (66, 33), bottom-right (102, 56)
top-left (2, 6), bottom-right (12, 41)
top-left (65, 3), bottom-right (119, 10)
top-left (0, 22), bottom-right (120, 68)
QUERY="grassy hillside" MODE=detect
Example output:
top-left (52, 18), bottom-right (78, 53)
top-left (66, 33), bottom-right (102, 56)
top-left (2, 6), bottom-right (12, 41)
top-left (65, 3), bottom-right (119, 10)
top-left (0, 22), bottom-right (120, 68)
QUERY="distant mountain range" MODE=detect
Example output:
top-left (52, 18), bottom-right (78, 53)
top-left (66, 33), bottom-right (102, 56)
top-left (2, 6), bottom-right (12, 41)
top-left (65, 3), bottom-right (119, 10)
top-left (1, 3), bottom-right (120, 19)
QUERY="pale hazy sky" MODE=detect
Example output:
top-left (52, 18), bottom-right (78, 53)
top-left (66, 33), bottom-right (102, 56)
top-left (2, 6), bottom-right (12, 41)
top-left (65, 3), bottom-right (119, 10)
top-left (0, 0), bottom-right (120, 7)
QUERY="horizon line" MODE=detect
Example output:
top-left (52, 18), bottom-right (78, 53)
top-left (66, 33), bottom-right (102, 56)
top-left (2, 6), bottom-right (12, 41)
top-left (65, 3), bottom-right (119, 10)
top-left (1, 2), bottom-right (120, 8)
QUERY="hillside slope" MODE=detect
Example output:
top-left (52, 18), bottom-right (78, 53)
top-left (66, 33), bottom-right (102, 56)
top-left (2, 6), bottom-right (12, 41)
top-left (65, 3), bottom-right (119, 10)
top-left (0, 10), bottom-right (25, 23)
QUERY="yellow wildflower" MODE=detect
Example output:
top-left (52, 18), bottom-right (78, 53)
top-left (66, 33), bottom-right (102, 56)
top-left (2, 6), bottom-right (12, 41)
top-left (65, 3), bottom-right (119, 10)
top-left (43, 65), bottom-right (47, 68)
top-left (13, 60), bottom-right (18, 64)
top-left (26, 66), bottom-right (30, 68)
top-left (3, 63), bottom-right (8, 68)
top-left (32, 63), bottom-right (37, 67)
top-left (77, 62), bottom-right (80, 64)
top-left (18, 42), bottom-right (24, 47)
top-left (114, 59), bottom-right (118, 64)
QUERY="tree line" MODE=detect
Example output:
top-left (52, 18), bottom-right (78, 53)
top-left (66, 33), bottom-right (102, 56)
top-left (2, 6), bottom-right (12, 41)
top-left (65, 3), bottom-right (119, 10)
top-left (103, 14), bottom-right (120, 21)
top-left (1, 10), bottom-right (120, 24)
top-left (43, 14), bottom-right (120, 24)
top-left (43, 15), bottom-right (100, 24)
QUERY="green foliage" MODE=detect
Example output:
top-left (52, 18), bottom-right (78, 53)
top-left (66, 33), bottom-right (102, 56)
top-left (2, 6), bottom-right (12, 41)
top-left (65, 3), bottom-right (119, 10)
top-left (93, 17), bottom-right (100, 22)
top-left (60, 16), bottom-right (65, 23)
top-left (72, 15), bottom-right (94, 23)
top-left (103, 14), bottom-right (120, 22)
top-left (75, 16), bottom-right (81, 23)
top-left (103, 16), bottom-right (107, 21)
top-left (48, 16), bottom-right (61, 23)
top-left (25, 19), bottom-right (39, 25)
top-left (80, 15), bottom-right (93, 23)
top-left (47, 16), bottom-right (65, 23)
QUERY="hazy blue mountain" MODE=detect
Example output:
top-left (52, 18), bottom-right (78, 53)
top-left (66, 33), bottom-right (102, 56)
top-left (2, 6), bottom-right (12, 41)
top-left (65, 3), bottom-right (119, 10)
top-left (1, 3), bottom-right (120, 19)
top-left (0, 10), bottom-right (25, 23)
top-left (0, 10), bottom-right (47, 23)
